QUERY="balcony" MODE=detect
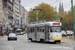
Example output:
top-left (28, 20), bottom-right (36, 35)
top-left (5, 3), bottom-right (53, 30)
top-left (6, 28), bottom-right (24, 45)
top-left (7, 0), bottom-right (13, 6)
top-left (8, 16), bottom-right (13, 19)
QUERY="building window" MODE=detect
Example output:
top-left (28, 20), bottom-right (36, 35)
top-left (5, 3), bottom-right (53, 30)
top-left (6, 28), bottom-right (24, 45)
top-left (10, 0), bottom-right (13, 2)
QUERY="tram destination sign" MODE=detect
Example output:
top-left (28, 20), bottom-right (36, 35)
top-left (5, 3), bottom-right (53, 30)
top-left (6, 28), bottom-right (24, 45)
top-left (53, 23), bottom-right (60, 25)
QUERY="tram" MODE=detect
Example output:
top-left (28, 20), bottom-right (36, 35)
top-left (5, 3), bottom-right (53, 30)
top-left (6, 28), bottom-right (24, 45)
top-left (27, 20), bottom-right (62, 42)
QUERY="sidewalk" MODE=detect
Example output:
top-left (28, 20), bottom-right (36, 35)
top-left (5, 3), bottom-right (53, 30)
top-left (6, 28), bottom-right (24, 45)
top-left (62, 38), bottom-right (75, 42)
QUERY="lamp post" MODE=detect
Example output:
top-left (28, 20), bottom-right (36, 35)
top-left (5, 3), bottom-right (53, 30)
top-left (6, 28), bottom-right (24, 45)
top-left (33, 9), bottom-right (42, 21)
top-left (71, 0), bottom-right (75, 39)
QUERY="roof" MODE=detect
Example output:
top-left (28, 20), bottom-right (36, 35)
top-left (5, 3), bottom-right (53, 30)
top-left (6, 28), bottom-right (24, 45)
top-left (28, 20), bottom-right (62, 27)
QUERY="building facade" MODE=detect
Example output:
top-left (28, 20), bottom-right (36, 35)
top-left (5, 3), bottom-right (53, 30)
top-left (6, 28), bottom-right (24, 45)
top-left (13, 0), bottom-right (21, 28)
top-left (0, 0), bottom-right (3, 25)
top-left (21, 6), bottom-right (25, 29)
top-left (25, 10), bottom-right (28, 26)
top-left (3, 0), bottom-right (14, 29)
top-left (21, 6), bottom-right (28, 30)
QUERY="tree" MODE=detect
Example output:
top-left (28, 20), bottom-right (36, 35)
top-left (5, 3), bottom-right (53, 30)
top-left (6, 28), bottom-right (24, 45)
top-left (57, 6), bottom-right (75, 30)
top-left (65, 6), bottom-right (75, 24)
top-left (28, 3), bottom-right (55, 22)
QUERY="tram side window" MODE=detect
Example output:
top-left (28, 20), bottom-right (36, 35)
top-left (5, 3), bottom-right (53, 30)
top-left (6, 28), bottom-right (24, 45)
top-left (32, 27), bottom-right (34, 32)
top-left (39, 27), bottom-right (41, 32)
top-left (41, 26), bottom-right (45, 32)
top-left (29, 27), bottom-right (34, 33)
top-left (37, 26), bottom-right (45, 32)
top-left (37, 27), bottom-right (40, 32)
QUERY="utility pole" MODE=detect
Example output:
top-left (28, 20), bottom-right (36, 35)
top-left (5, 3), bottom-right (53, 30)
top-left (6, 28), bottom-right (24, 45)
top-left (71, 0), bottom-right (75, 40)
top-left (33, 9), bottom-right (42, 21)
top-left (55, 7), bottom-right (57, 20)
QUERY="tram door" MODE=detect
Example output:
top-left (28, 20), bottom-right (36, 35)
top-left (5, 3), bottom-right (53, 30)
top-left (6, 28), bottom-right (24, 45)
top-left (45, 25), bottom-right (49, 41)
top-left (35, 26), bottom-right (37, 39)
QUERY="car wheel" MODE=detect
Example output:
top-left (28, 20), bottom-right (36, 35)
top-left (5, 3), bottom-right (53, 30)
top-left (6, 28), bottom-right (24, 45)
top-left (15, 38), bottom-right (17, 40)
top-left (8, 38), bottom-right (9, 41)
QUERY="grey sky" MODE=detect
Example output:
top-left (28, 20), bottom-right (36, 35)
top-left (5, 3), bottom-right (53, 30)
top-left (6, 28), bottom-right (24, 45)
top-left (21, 0), bottom-right (75, 12)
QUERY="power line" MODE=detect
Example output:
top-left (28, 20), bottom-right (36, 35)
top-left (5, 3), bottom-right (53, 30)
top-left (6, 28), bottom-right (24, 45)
top-left (50, 0), bottom-right (60, 5)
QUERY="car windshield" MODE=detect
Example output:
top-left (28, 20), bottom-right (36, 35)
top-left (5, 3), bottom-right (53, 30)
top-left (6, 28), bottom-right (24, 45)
top-left (67, 31), bottom-right (71, 33)
top-left (50, 26), bottom-right (61, 32)
top-left (17, 31), bottom-right (20, 33)
top-left (9, 34), bottom-right (16, 36)
top-left (62, 31), bottom-right (66, 32)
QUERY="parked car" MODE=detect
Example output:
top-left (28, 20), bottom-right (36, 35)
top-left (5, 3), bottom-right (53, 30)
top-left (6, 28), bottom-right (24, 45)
top-left (7, 33), bottom-right (17, 41)
top-left (66, 30), bottom-right (74, 36)
top-left (61, 30), bottom-right (67, 36)
top-left (20, 32), bottom-right (24, 35)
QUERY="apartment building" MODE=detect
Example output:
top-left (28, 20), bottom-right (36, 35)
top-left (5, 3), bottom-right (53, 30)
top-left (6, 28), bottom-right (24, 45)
top-left (0, 0), bottom-right (3, 25)
top-left (3, 0), bottom-right (14, 29)
top-left (20, 6), bottom-right (25, 29)
top-left (13, 0), bottom-right (21, 28)
top-left (21, 6), bottom-right (28, 29)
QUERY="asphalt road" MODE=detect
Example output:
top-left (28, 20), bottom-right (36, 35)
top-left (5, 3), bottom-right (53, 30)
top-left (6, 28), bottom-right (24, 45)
top-left (0, 35), bottom-right (75, 50)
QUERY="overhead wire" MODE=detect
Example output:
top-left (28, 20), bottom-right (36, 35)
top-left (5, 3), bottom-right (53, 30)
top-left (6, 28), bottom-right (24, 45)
top-left (50, 0), bottom-right (60, 5)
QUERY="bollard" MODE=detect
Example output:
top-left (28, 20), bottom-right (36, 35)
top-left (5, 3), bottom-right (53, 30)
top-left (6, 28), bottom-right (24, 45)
top-left (25, 34), bottom-right (26, 37)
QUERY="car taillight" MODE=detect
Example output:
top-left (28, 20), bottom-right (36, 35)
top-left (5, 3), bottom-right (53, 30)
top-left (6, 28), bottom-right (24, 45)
top-left (70, 33), bottom-right (73, 34)
top-left (66, 33), bottom-right (69, 34)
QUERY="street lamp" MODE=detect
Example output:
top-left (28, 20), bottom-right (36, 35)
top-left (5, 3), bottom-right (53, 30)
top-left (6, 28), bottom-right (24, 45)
top-left (33, 9), bottom-right (42, 21)
top-left (71, 0), bottom-right (75, 40)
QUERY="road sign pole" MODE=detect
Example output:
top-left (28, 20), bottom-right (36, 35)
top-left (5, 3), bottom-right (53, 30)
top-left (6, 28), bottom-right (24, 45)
top-left (71, 0), bottom-right (75, 40)
top-left (36, 10), bottom-right (38, 21)
top-left (33, 9), bottom-right (42, 21)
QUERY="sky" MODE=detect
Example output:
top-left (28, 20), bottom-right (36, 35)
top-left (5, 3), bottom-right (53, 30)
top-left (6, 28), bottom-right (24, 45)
top-left (21, 0), bottom-right (75, 12)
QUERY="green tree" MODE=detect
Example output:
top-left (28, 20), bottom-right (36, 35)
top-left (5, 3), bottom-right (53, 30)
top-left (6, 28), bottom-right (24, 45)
top-left (65, 6), bottom-right (75, 24)
top-left (28, 3), bottom-right (55, 22)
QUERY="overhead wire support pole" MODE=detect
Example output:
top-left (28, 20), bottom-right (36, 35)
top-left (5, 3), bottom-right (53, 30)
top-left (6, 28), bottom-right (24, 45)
top-left (71, 0), bottom-right (75, 40)
top-left (33, 9), bottom-right (42, 21)
top-left (55, 7), bottom-right (57, 20)
top-left (50, 0), bottom-right (59, 20)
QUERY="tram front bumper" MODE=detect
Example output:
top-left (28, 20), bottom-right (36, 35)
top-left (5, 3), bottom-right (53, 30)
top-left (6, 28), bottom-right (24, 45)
top-left (53, 38), bottom-right (62, 40)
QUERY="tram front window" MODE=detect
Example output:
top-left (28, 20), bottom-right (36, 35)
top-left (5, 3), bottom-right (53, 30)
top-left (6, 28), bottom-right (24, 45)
top-left (50, 26), bottom-right (61, 32)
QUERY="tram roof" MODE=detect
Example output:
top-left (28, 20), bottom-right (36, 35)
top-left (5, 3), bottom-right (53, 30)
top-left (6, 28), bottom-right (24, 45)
top-left (28, 21), bottom-right (62, 27)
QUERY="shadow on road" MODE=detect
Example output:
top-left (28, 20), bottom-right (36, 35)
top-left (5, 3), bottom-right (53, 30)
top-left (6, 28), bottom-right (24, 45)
top-left (27, 41), bottom-right (61, 44)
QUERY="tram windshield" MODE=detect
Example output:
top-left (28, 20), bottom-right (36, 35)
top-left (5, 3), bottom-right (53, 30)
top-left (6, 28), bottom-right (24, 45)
top-left (50, 26), bottom-right (61, 32)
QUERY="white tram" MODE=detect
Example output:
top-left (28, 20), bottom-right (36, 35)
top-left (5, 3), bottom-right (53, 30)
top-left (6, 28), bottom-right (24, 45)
top-left (27, 20), bottom-right (62, 42)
